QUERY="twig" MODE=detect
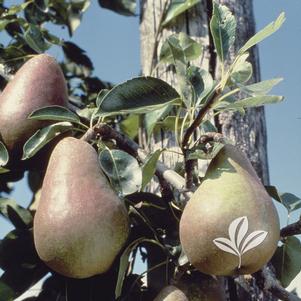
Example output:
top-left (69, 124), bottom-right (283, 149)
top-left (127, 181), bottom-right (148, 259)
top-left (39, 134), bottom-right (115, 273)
top-left (181, 90), bottom-right (220, 188)
top-left (280, 217), bottom-right (301, 237)
top-left (184, 157), bottom-right (196, 189)
top-left (254, 265), bottom-right (301, 301)
top-left (181, 89), bottom-right (220, 150)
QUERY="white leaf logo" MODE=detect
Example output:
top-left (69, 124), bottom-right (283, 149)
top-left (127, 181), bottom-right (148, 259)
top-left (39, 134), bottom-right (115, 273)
top-left (213, 216), bottom-right (268, 269)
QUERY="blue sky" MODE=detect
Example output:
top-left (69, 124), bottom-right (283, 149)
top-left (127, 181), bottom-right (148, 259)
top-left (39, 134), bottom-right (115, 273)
top-left (1, 0), bottom-right (300, 283)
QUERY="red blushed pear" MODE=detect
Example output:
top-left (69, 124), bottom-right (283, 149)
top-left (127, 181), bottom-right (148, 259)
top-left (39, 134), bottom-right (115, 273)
top-left (33, 137), bottom-right (130, 278)
top-left (0, 54), bottom-right (68, 164)
top-left (179, 144), bottom-right (280, 276)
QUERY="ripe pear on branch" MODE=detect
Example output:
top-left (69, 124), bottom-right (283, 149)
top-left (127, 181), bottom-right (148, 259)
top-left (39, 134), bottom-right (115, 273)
top-left (33, 137), bottom-right (130, 278)
top-left (180, 144), bottom-right (280, 276)
top-left (0, 54), bottom-right (68, 163)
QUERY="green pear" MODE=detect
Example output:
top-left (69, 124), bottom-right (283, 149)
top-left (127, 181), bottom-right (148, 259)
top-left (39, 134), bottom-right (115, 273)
top-left (154, 285), bottom-right (188, 301)
top-left (179, 144), bottom-right (279, 276)
top-left (33, 137), bottom-right (130, 278)
top-left (0, 54), bottom-right (68, 161)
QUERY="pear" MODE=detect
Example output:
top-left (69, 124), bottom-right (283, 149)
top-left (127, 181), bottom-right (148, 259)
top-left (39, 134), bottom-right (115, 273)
top-left (0, 54), bottom-right (68, 161)
top-left (154, 285), bottom-right (188, 301)
top-left (33, 137), bottom-right (130, 278)
top-left (179, 144), bottom-right (279, 276)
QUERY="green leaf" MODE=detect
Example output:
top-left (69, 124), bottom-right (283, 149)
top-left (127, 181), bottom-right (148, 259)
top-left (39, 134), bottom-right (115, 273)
top-left (230, 53), bottom-right (253, 84)
top-left (98, 0), bottom-right (136, 16)
top-left (156, 116), bottom-right (190, 133)
top-left (265, 186), bottom-right (301, 213)
top-left (120, 114), bottom-right (139, 139)
top-left (272, 236), bottom-right (301, 287)
top-left (96, 89), bottom-right (110, 107)
top-left (115, 237), bottom-right (164, 298)
top-left (238, 12), bottom-right (285, 55)
top-left (0, 281), bottom-right (14, 301)
top-left (0, 266), bottom-right (46, 301)
top-left (241, 78), bottom-right (283, 96)
top-left (24, 24), bottom-right (51, 53)
top-left (166, 37), bottom-right (193, 108)
top-left (66, 1), bottom-right (90, 35)
top-left (2, 2), bottom-right (31, 16)
top-left (217, 95), bottom-right (284, 111)
top-left (62, 42), bottom-right (93, 71)
top-left (144, 105), bottom-right (172, 138)
top-left (115, 238), bottom-right (144, 299)
top-left (42, 30), bottom-right (62, 45)
top-left (0, 20), bottom-right (13, 31)
top-left (96, 77), bottom-right (179, 116)
top-left (77, 107), bottom-right (96, 121)
top-left (209, 1), bottom-right (236, 63)
top-left (99, 149), bottom-right (142, 196)
top-left (0, 167), bottom-right (9, 174)
top-left (0, 142), bottom-right (9, 167)
top-left (141, 150), bottom-right (163, 189)
top-left (201, 120), bottom-right (218, 133)
top-left (159, 32), bottom-right (202, 64)
top-left (162, 0), bottom-right (200, 27)
top-left (186, 66), bottom-right (214, 106)
top-left (0, 229), bottom-right (38, 271)
top-left (22, 122), bottom-right (73, 160)
top-left (281, 193), bottom-right (301, 213)
top-left (265, 185), bottom-right (282, 203)
top-left (0, 198), bottom-right (32, 229)
top-left (29, 105), bottom-right (81, 124)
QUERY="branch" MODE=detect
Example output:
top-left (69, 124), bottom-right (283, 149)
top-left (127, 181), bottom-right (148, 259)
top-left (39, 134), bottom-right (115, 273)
top-left (181, 90), bottom-right (220, 189)
top-left (280, 217), bottom-right (301, 237)
top-left (254, 265), bottom-right (301, 301)
top-left (83, 123), bottom-right (193, 202)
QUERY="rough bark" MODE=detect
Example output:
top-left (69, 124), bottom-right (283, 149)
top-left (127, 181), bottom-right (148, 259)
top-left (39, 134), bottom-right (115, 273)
top-left (140, 0), bottom-right (271, 300)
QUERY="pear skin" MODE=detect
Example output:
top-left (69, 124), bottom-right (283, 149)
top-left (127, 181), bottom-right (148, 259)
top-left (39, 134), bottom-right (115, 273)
top-left (179, 144), bottom-right (280, 276)
top-left (154, 285), bottom-right (188, 301)
top-left (0, 54), bottom-right (68, 161)
top-left (33, 137), bottom-right (130, 278)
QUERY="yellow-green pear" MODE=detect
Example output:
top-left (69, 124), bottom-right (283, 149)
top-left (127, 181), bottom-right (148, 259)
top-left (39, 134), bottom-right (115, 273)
top-left (154, 285), bottom-right (188, 301)
top-left (33, 137), bottom-right (130, 278)
top-left (0, 54), bottom-right (68, 161)
top-left (179, 144), bottom-right (279, 276)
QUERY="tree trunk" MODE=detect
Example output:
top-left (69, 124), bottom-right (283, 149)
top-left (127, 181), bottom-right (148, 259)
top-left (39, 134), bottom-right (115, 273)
top-left (139, 0), bottom-right (272, 300)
